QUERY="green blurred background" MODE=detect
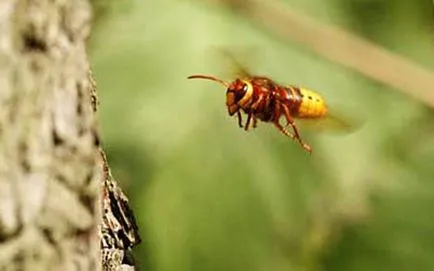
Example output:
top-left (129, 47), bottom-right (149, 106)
top-left (89, 0), bottom-right (434, 270)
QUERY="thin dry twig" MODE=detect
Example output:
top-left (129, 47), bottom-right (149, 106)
top-left (204, 0), bottom-right (434, 108)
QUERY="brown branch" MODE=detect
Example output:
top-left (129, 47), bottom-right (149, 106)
top-left (88, 53), bottom-right (141, 271)
top-left (99, 146), bottom-right (141, 271)
top-left (205, 0), bottom-right (434, 108)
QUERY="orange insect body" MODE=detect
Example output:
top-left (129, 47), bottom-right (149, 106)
top-left (187, 74), bottom-right (330, 153)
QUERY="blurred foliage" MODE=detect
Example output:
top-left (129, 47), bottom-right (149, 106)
top-left (90, 0), bottom-right (132, 28)
top-left (89, 0), bottom-right (434, 270)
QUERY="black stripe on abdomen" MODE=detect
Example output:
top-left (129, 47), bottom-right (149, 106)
top-left (284, 86), bottom-right (302, 116)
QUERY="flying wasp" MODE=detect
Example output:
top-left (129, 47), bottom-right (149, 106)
top-left (187, 53), bottom-right (356, 153)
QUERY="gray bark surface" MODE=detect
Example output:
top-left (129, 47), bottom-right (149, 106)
top-left (0, 0), bottom-right (100, 270)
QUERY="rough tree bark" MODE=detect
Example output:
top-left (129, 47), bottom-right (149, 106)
top-left (0, 0), bottom-right (140, 270)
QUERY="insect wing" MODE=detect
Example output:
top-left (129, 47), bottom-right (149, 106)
top-left (209, 46), bottom-right (258, 79)
top-left (297, 110), bottom-right (363, 135)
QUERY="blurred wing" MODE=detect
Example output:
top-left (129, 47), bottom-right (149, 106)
top-left (297, 111), bottom-right (364, 135)
top-left (209, 46), bottom-right (258, 79)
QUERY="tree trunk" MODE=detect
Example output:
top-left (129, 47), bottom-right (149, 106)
top-left (0, 1), bottom-right (140, 270)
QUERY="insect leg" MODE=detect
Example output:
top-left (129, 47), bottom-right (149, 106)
top-left (249, 94), bottom-right (264, 129)
top-left (252, 116), bottom-right (258, 128)
top-left (244, 113), bottom-right (253, 131)
top-left (237, 111), bottom-right (243, 128)
top-left (273, 121), bottom-right (296, 140)
top-left (281, 104), bottom-right (312, 153)
top-left (272, 102), bottom-right (309, 149)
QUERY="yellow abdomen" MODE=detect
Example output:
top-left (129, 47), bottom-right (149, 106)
top-left (296, 88), bottom-right (327, 118)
